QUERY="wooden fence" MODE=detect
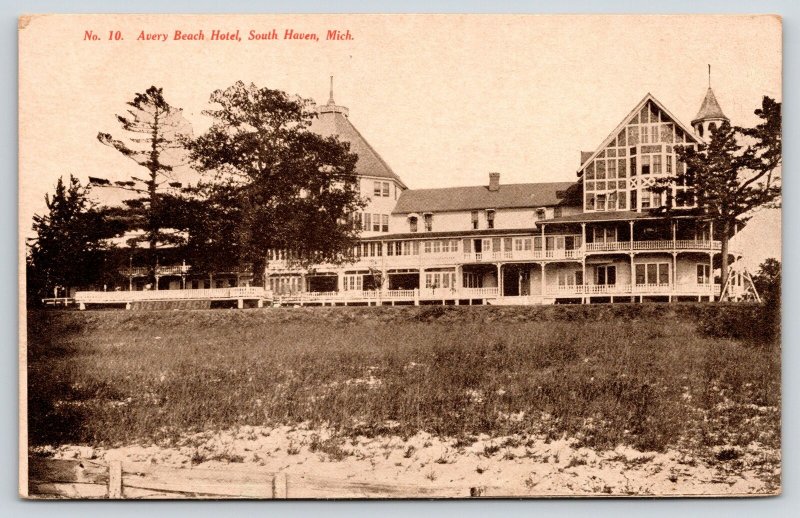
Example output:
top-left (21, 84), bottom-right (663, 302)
top-left (27, 457), bottom-right (501, 499)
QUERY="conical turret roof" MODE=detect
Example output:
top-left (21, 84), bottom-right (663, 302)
top-left (692, 87), bottom-right (728, 125)
top-left (310, 96), bottom-right (407, 189)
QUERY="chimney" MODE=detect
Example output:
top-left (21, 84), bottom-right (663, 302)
top-left (488, 172), bottom-right (500, 192)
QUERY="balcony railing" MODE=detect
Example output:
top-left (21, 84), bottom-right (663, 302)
top-left (266, 239), bottom-right (727, 271)
top-left (586, 240), bottom-right (721, 253)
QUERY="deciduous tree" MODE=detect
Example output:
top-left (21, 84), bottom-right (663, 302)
top-left (187, 81), bottom-right (365, 285)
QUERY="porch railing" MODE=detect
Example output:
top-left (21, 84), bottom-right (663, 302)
top-left (75, 287), bottom-right (270, 304)
top-left (545, 282), bottom-right (719, 297)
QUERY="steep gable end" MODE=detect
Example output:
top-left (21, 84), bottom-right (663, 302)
top-left (578, 94), bottom-right (701, 173)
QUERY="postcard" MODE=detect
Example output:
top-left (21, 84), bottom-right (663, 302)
top-left (19, 13), bottom-right (782, 498)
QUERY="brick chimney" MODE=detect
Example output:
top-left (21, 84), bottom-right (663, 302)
top-left (488, 172), bottom-right (500, 192)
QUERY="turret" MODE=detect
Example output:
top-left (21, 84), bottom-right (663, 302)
top-left (691, 66), bottom-right (728, 140)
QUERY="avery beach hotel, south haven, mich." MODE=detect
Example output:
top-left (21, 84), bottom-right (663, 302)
top-left (75, 79), bottom-right (757, 309)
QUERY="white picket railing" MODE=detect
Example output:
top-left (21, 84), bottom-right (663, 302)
top-left (546, 282), bottom-right (719, 297)
top-left (75, 287), bottom-right (270, 304)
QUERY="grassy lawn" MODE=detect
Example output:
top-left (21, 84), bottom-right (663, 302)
top-left (27, 304), bottom-right (780, 465)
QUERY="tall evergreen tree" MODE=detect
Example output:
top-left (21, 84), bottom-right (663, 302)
top-left (187, 81), bottom-right (365, 285)
top-left (27, 175), bottom-right (122, 303)
top-left (97, 86), bottom-right (193, 277)
top-left (655, 96), bottom-right (781, 296)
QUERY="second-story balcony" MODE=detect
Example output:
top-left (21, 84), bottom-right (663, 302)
top-left (266, 239), bottom-right (727, 272)
top-left (585, 239), bottom-right (721, 253)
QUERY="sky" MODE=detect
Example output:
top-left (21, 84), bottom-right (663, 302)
top-left (19, 14), bottom-right (782, 270)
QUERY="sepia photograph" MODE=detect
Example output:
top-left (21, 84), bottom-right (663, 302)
top-left (19, 13), bottom-right (782, 499)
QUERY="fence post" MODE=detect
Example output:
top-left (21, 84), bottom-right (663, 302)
top-left (108, 460), bottom-right (122, 499)
top-left (272, 472), bottom-right (288, 499)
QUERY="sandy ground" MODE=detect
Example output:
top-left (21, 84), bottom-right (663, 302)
top-left (34, 424), bottom-right (781, 497)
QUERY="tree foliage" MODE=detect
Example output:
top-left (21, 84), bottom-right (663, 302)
top-left (753, 257), bottom-right (781, 302)
top-left (655, 96), bottom-right (781, 295)
top-left (187, 81), bottom-right (365, 283)
top-left (97, 86), bottom-right (193, 267)
top-left (27, 176), bottom-right (124, 303)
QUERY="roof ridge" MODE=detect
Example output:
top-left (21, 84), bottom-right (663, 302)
top-left (336, 113), bottom-right (407, 189)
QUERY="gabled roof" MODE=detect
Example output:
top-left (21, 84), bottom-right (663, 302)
top-left (578, 93), bottom-right (702, 172)
top-left (392, 181), bottom-right (578, 214)
top-left (309, 103), bottom-right (407, 189)
top-left (692, 87), bottom-right (728, 125)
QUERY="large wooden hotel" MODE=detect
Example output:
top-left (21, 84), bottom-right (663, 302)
top-left (76, 81), bottom-right (753, 308)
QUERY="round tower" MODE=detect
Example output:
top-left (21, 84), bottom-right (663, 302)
top-left (691, 66), bottom-right (728, 140)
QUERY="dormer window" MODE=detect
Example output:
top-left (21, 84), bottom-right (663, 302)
top-left (423, 213), bottom-right (433, 232)
top-left (471, 211), bottom-right (479, 230)
top-left (408, 216), bottom-right (418, 233)
top-left (486, 209), bottom-right (495, 229)
top-left (536, 208), bottom-right (546, 220)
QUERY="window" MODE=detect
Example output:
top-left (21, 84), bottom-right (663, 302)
top-left (554, 206), bottom-right (563, 218)
top-left (382, 182), bottom-right (390, 197)
top-left (486, 210), bottom-right (495, 229)
top-left (408, 216), bottom-right (417, 233)
top-left (558, 271), bottom-right (583, 286)
top-left (641, 155), bottom-right (651, 175)
top-left (534, 237), bottom-right (542, 251)
top-left (635, 262), bottom-right (670, 285)
top-left (592, 227), bottom-right (617, 243)
top-left (343, 275), bottom-right (363, 291)
top-left (423, 213), bottom-right (433, 232)
top-left (363, 213), bottom-right (371, 231)
top-left (463, 272), bottom-right (482, 288)
top-left (596, 265), bottom-right (617, 285)
top-left (381, 214), bottom-right (389, 232)
top-left (597, 194), bottom-right (606, 211)
top-left (697, 264), bottom-right (710, 285)
top-left (653, 154), bottom-right (662, 174)
top-left (372, 214), bottom-right (380, 232)
top-left (471, 211), bottom-right (479, 230)
top-left (432, 240), bottom-right (441, 253)
top-left (387, 242), bottom-right (395, 256)
top-left (374, 181), bottom-right (382, 197)
top-left (424, 241), bottom-right (432, 254)
top-left (536, 208), bottom-right (546, 220)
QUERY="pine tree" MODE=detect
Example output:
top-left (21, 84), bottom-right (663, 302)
top-left (27, 176), bottom-right (122, 303)
top-left (655, 97), bottom-right (781, 297)
top-left (97, 86), bottom-right (193, 278)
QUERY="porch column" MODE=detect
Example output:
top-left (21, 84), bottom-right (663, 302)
top-left (337, 270), bottom-right (344, 292)
top-left (672, 252), bottom-right (677, 296)
top-left (672, 220), bottom-right (677, 250)
top-left (497, 264), bottom-right (502, 296)
top-left (709, 251), bottom-right (715, 301)
top-left (582, 258), bottom-right (587, 304)
top-left (629, 221), bottom-right (634, 250)
top-left (541, 224), bottom-right (546, 257)
top-left (154, 274), bottom-right (161, 291)
top-left (541, 262), bottom-right (546, 297)
top-left (630, 253), bottom-right (635, 292)
top-left (581, 222), bottom-right (586, 252)
top-left (128, 275), bottom-right (133, 292)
